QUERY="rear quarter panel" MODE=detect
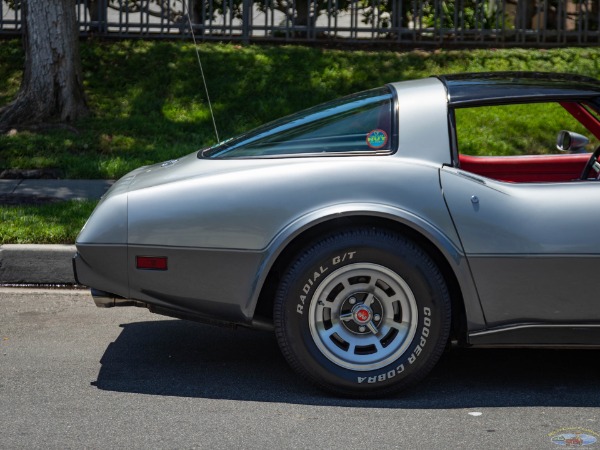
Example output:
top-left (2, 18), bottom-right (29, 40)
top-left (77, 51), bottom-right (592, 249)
top-left (125, 157), bottom-right (477, 324)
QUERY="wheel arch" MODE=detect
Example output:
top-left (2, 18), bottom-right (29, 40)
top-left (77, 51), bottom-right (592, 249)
top-left (251, 207), bottom-right (479, 342)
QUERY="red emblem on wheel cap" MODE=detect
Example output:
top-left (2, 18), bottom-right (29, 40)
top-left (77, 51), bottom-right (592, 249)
top-left (356, 308), bottom-right (370, 323)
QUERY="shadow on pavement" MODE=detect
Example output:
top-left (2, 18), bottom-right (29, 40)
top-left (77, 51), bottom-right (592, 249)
top-left (93, 319), bottom-right (600, 408)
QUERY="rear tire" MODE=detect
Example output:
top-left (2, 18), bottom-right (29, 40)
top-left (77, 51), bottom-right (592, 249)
top-left (273, 227), bottom-right (451, 397)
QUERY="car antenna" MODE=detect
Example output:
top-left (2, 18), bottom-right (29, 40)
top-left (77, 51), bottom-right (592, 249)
top-left (183, 3), bottom-right (220, 144)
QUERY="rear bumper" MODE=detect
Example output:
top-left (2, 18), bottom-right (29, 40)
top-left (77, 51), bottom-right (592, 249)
top-left (73, 252), bottom-right (142, 308)
top-left (72, 245), bottom-right (129, 299)
top-left (73, 243), bottom-right (262, 323)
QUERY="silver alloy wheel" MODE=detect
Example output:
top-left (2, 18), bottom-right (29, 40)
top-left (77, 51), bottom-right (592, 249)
top-left (308, 263), bottom-right (419, 371)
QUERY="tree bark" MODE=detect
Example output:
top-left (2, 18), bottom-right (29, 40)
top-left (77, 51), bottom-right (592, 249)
top-left (0, 0), bottom-right (89, 133)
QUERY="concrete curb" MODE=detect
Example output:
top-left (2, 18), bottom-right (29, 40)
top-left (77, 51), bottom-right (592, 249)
top-left (0, 244), bottom-right (77, 284)
top-left (1, 179), bottom-right (114, 284)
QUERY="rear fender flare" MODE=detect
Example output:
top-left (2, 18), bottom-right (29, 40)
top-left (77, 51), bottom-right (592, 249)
top-left (245, 203), bottom-right (485, 329)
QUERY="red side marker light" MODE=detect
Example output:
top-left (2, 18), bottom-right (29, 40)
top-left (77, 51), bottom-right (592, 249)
top-left (136, 256), bottom-right (168, 271)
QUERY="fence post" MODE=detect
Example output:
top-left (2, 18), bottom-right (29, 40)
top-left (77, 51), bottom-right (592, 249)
top-left (242, 0), bottom-right (251, 43)
top-left (99, 0), bottom-right (108, 34)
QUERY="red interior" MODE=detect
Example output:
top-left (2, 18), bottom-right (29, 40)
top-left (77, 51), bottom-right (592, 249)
top-left (459, 153), bottom-right (590, 182)
top-left (457, 102), bottom-right (599, 183)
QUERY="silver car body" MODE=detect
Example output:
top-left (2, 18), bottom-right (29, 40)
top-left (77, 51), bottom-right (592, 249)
top-left (74, 73), bottom-right (600, 347)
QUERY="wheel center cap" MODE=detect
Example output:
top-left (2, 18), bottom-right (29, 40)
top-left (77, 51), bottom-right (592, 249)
top-left (352, 304), bottom-right (372, 324)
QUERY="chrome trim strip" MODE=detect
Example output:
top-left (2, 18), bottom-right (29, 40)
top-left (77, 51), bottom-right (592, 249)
top-left (470, 323), bottom-right (600, 338)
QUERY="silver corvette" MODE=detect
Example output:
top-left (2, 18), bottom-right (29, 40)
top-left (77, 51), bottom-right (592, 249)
top-left (74, 72), bottom-right (600, 397)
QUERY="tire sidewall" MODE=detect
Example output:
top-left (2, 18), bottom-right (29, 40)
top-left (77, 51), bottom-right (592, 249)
top-left (278, 231), bottom-right (450, 394)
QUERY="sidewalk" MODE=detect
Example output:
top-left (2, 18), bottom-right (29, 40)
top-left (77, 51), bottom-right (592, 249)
top-left (0, 179), bottom-right (114, 285)
top-left (0, 179), bottom-right (113, 201)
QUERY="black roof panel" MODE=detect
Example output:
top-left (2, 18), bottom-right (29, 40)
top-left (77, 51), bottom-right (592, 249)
top-left (438, 72), bottom-right (600, 107)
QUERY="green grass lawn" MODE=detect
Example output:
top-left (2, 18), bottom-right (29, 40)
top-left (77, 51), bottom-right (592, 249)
top-left (0, 200), bottom-right (97, 244)
top-left (2, 41), bottom-right (600, 179)
top-left (1, 41), bottom-right (600, 243)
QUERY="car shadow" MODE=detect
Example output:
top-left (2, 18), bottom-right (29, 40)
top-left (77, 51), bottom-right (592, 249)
top-left (93, 319), bottom-right (600, 408)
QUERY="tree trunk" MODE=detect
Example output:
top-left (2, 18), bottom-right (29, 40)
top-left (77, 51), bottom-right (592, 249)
top-left (0, 0), bottom-right (89, 133)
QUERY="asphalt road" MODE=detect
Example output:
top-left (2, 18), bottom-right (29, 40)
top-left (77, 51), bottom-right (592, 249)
top-left (1, 288), bottom-right (599, 449)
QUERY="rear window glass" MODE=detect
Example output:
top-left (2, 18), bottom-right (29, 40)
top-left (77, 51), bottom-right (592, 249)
top-left (203, 87), bottom-right (394, 158)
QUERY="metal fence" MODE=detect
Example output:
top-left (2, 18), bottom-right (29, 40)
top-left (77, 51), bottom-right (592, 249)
top-left (1, 0), bottom-right (599, 46)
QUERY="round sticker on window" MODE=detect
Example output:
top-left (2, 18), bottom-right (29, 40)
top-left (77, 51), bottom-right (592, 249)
top-left (366, 129), bottom-right (388, 149)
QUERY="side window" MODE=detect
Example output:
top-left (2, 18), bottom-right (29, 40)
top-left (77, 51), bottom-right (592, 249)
top-left (454, 103), bottom-right (599, 183)
top-left (237, 101), bottom-right (392, 156)
top-left (205, 87), bottom-right (394, 158)
top-left (455, 103), bottom-right (597, 157)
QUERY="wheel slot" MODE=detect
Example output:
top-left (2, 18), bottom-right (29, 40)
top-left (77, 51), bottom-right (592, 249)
top-left (381, 328), bottom-right (399, 347)
top-left (375, 279), bottom-right (395, 297)
top-left (323, 307), bottom-right (333, 330)
top-left (327, 283), bottom-right (344, 302)
top-left (331, 333), bottom-right (349, 351)
top-left (348, 275), bottom-right (371, 285)
top-left (355, 344), bottom-right (377, 355)
top-left (392, 300), bottom-right (402, 322)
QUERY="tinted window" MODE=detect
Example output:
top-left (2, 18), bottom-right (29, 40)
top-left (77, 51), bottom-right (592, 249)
top-left (204, 87), bottom-right (394, 158)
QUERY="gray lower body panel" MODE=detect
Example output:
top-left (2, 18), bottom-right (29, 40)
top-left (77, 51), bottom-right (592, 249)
top-left (127, 245), bottom-right (264, 323)
top-left (75, 243), bottom-right (266, 325)
top-left (74, 244), bottom-right (129, 299)
top-left (468, 255), bottom-right (600, 326)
